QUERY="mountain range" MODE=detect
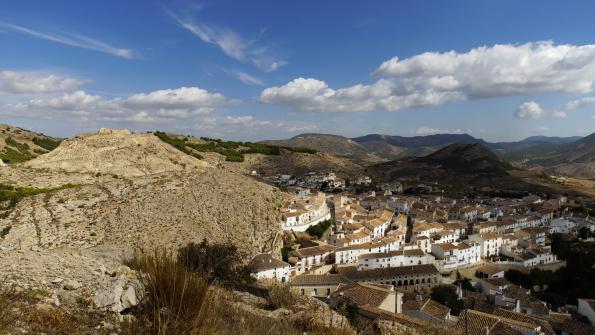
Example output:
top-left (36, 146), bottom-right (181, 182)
top-left (263, 132), bottom-right (582, 161)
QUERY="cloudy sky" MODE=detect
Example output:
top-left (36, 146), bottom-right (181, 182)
top-left (1, 0), bottom-right (595, 141)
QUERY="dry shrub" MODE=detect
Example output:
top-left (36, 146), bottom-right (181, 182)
top-left (266, 283), bottom-right (296, 310)
top-left (29, 307), bottom-right (77, 335)
top-left (126, 249), bottom-right (216, 335)
top-left (0, 286), bottom-right (17, 335)
top-left (124, 249), bottom-right (354, 335)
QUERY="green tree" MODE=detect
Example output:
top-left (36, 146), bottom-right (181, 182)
top-left (430, 285), bottom-right (465, 316)
top-left (578, 227), bottom-right (590, 239)
top-left (177, 239), bottom-right (255, 290)
top-left (306, 219), bottom-right (332, 238)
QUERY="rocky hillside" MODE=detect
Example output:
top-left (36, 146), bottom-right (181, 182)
top-left (0, 169), bottom-right (285, 255)
top-left (264, 132), bottom-right (585, 166)
top-left (261, 133), bottom-right (384, 164)
top-left (25, 128), bottom-right (208, 177)
top-left (415, 142), bottom-right (510, 175)
top-left (0, 123), bottom-right (61, 164)
top-left (0, 126), bottom-right (289, 328)
top-left (153, 133), bottom-right (366, 178)
top-left (505, 133), bottom-right (595, 178)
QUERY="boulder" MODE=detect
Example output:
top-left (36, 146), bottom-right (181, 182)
top-left (63, 280), bottom-right (83, 291)
top-left (98, 128), bottom-right (131, 135)
top-left (94, 278), bottom-right (144, 313)
top-left (0, 158), bottom-right (5, 167)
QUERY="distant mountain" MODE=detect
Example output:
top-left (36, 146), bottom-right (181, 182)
top-left (263, 132), bottom-right (583, 166)
top-left (490, 135), bottom-right (583, 153)
top-left (260, 133), bottom-right (385, 163)
top-left (353, 133), bottom-right (488, 148)
top-left (414, 142), bottom-right (510, 175)
top-left (505, 133), bottom-right (595, 178)
top-left (519, 135), bottom-right (583, 144)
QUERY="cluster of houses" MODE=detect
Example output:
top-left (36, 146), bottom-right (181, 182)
top-left (248, 175), bottom-right (595, 334)
top-left (263, 171), bottom-right (374, 191)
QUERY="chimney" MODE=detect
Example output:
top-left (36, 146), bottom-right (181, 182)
top-left (395, 291), bottom-right (403, 314)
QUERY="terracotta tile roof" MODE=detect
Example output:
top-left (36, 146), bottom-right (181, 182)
top-left (332, 282), bottom-right (393, 308)
top-left (292, 244), bottom-right (335, 258)
top-left (339, 264), bottom-right (439, 281)
top-left (403, 298), bottom-right (450, 320)
top-left (477, 264), bottom-right (503, 276)
top-left (356, 304), bottom-right (452, 334)
top-left (249, 253), bottom-right (290, 272)
top-left (290, 274), bottom-right (348, 286)
top-left (492, 308), bottom-right (555, 335)
top-left (454, 309), bottom-right (536, 335)
top-left (420, 299), bottom-right (450, 320)
top-left (345, 231), bottom-right (370, 242)
top-left (436, 242), bottom-right (458, 250)
top-left (555, 319), bottom-right (595, 335)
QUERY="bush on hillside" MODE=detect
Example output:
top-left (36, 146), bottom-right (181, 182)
top-left (33, 137), bottom-right (61, 151)
top-left (153, 131), bottom-right (203, 160)
top-left (4, 137), bottom-right (30, 153)
top-left (0, 147), bottom-right (32, 163)
top-left (177, 240), bottom-right (255, 290)
top-left (266, 283), bottom-right (296, 310)
top-left (306, 219), bottom-right (332, 238)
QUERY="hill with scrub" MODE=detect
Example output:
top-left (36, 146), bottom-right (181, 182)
top-left (0, 123), bottom-right (61, 164)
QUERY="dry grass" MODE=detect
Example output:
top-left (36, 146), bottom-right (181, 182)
top-left (125, 249), bottom-right (355, 335)
top-left (0, 285), bottom-right (16, 335)
top-left (0, 282), bottom-right (116, 335)
top-left (28, 307), bottom-right (78, 335)
top-left (125, 249), bottom-right (216, 335)
top-left (266, 283), bottom-right (296, 310)
top-left (0, 250), bottom-right (354, 335)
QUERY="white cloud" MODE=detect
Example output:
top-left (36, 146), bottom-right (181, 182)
top-left (535, 126), bottom-right (550, 132)
top-left (551, 110), bottom-right (567, 118)
top-left (1, 87), bottom-right (235, 124)
top-left (169, 12), bottom-right (286, 72)
top-left (414, 126), bottom-right (448, 135)
top-left (1, 22), bottom-right (134, 59)
top-left (259, 77), bottom-right (462, 112)
top-left (287, 125), bottom-right (318, 133)
top-left (374, 41), bottom-right (595, 98)
top-left (566, 96), bottom-right (595, 109)
top-left (190, 115), bottom-right (316, 134)
top-left (229, 70), bottom-right (264, 86)
top-left (514, 101), bottom-right (543, 119)
top-left (261, 41), bottom-right (595, 113)
top-left (0, 70), bottom-right (86, 94)
top-left (125, 87), bottom-right (232, 118)
top-left (221, 115), bottom-right (273, 128)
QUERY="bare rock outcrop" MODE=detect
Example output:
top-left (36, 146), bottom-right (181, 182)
top-left (25, 130), bottom-right (208, 177)
top-left (0, 126), bottom-right (288, 324)
top-left (0, 169), bottom-right (285, 255)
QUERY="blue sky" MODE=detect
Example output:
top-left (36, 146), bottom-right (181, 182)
top-left (1, 0), bottom-right (595, 141)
